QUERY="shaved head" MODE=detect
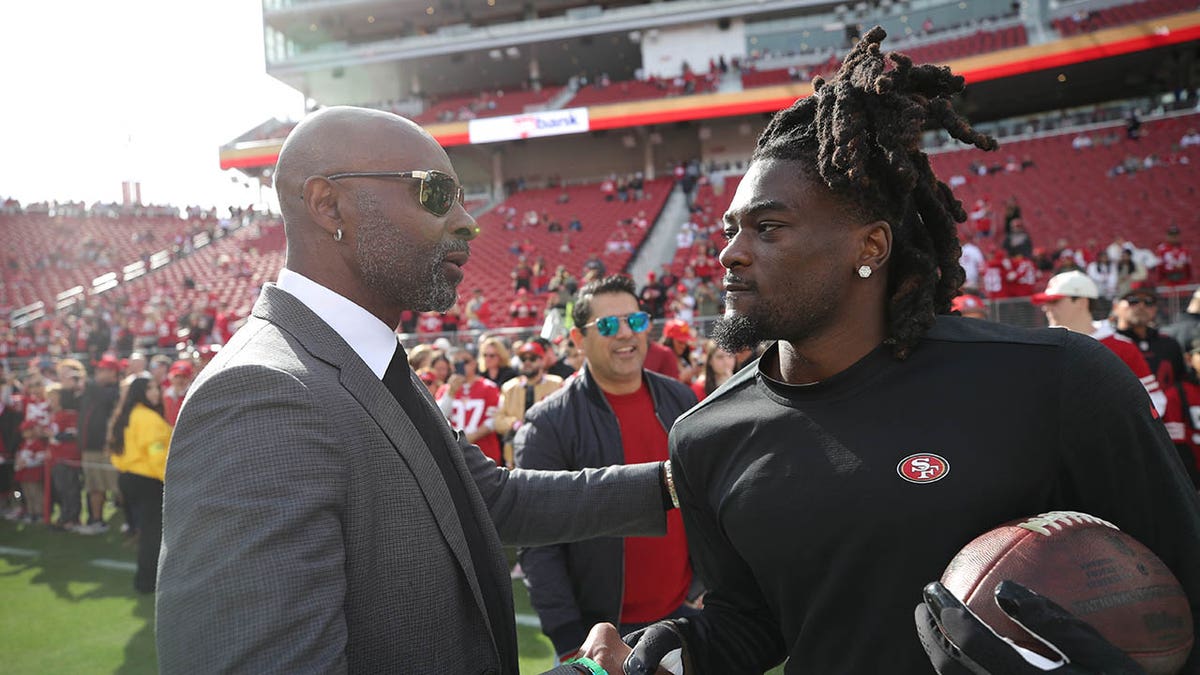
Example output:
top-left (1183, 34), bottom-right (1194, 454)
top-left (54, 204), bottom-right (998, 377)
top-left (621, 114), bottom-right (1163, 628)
top-left (273, 106), bottom-right (477, 327)
top-left (275, 106), bottom-right (441, 228)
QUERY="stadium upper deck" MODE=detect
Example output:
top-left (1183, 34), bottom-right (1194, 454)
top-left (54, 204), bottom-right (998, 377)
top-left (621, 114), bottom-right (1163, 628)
top-left (222, 0), bottom-right (1200, 196)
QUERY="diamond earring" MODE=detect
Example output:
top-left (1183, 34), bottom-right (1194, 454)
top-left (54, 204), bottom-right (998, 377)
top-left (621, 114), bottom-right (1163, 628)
top-left (857, 265), bottom-right (872, 279)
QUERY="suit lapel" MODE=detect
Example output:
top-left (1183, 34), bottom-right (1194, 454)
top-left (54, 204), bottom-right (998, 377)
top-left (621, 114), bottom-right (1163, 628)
top-left (407, 370), bottom-right (517, 640)
top-left (251, 285), bottom-right (497, 643)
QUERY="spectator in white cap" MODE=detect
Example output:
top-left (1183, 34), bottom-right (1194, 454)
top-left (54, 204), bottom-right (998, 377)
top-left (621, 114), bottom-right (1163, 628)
top-left (1032, 270), bottom-right (1166, 414)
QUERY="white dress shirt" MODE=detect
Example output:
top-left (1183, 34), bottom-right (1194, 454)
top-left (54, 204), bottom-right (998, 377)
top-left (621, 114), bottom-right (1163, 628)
top-left (276, 268), bottom-right (399, 380)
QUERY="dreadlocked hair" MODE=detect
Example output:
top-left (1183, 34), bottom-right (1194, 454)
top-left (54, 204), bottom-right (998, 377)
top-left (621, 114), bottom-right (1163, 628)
top-left (752, 26), bottom-right (997, 359)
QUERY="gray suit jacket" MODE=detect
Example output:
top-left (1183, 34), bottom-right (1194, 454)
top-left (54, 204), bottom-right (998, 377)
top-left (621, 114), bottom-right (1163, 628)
top-left (156, 284), bottom-right (667, 674)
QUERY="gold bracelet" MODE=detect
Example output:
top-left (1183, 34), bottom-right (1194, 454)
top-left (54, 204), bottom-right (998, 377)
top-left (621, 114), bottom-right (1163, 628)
top-left (663, 460), bottom-right (680, 509)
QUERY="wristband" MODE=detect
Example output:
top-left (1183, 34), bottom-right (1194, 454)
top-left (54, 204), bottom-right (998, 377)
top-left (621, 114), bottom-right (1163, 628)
top-left (565, 656), bottom-right (606, 675)
top-left (663, 460), bottom-right (680, 509)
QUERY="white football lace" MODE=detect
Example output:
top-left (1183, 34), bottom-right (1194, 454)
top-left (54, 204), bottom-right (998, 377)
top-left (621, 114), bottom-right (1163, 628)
top-left (1015, 510), bottom-right (1118, 536)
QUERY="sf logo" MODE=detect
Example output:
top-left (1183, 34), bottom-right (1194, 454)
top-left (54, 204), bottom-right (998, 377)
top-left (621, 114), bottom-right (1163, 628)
top-left (897, 453), bottom-right (950, 484)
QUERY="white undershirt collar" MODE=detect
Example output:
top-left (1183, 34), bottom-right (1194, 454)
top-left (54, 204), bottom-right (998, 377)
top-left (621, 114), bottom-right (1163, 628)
top-left (276, 268), bottom-right (398, 380)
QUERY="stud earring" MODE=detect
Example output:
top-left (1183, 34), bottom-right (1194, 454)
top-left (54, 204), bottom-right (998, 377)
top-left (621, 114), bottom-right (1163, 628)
top-left (857, 265), bottom-right (872, 279)
top-left (334, 228), bottom-right (343, 242)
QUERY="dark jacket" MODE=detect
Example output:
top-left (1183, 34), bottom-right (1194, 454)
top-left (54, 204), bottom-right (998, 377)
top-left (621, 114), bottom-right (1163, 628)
top-left (513, 365), bottom-right (697, 656)
top-left (79, 381), bottom-right (120, 451)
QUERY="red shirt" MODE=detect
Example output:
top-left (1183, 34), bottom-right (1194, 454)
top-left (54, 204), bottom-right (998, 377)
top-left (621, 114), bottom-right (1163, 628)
top-left (48, 409), bottom-right (80, 462)
top-left (1164, 381), bottom-right (1200, 478)
top-left (439, 378), bottom-right (502, 465)
top-left (508, 300), bottom-right (537, 328)
top-left (643, 342), bottom-right (680, 380)
top-left (1092, 323), bottom-right (1165, 416)
top-left (163, 386), bottom-right (187, 426)
top-left (603, 385), bottom-right (692, 623)
top-left (1004, 257), bottom-right (1038, 298)
top-left (13, 437), bottom-right (48, 483)
top-left (1155, 243), bottom-right (1192, 284)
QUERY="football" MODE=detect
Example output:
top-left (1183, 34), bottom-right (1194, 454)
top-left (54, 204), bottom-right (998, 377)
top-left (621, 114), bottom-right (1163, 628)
top-left (940, 511), bottom-right (1193, 675)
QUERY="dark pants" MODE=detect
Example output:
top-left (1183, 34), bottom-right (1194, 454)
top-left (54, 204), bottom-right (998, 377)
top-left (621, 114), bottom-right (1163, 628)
top-left (119, 473), bottom-right (163, 593)
top-left (51, 463), bottom-right (83, 525)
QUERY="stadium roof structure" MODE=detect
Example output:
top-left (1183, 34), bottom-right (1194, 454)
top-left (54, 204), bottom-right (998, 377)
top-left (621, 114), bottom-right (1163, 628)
top-left (221, 9), bottom-right (1200, 173)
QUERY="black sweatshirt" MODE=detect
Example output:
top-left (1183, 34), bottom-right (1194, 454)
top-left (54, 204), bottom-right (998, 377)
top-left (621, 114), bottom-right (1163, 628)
top-left (669, 316), bottom-right (1200, 674)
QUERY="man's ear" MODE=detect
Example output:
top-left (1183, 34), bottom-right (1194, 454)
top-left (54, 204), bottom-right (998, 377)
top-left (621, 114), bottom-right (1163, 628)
top-left (302, 176), bottom-right (344, 239)
top-left (858, 220), bottom-right (892, 271)
top-left (569, 326), bottom-right (585, 349)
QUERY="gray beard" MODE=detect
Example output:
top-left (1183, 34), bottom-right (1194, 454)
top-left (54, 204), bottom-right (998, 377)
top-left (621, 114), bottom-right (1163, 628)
top-left (355, 194), bottom-right (463, 313)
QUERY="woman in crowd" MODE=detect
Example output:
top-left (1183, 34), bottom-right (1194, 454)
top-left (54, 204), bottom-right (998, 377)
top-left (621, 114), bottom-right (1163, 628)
top-left (428, 351), bottom-right (452, 389)
top-left (691, 339), bottom-right (736, 401)
top-left (1114, 247), bottom-right (1147, 299)
top-left (477, 336), bottom-right (516, 387)
top-left (107, 373), bottom-right (170, 594)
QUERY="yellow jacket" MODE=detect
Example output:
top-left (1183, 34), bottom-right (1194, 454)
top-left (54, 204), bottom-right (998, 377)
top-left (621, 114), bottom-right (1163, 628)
top-left (110, 404), bottom-right (171, 482)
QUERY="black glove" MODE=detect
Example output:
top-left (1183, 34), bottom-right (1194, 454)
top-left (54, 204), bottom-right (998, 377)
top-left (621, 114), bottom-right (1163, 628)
top-left (915, 580), bottom-right (1145, 675)
top-left (623, 619), bottom-right (688, 675)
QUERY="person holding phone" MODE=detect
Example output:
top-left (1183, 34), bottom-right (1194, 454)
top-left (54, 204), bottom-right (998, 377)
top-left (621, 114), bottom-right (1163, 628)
top-left (436, 347), bottom-right (503, 465)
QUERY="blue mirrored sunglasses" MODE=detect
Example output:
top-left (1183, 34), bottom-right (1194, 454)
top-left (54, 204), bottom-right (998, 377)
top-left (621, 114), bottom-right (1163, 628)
top-left (584, 311), bottom-right (651, 337)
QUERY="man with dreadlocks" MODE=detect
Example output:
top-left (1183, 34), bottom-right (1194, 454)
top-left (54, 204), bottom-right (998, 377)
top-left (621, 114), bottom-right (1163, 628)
top-left (617, 27), bottom-right (1200, 675)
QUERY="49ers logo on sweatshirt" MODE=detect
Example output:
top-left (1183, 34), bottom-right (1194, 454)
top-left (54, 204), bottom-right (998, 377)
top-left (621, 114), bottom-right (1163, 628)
top-left (897, 453), bottom-right (949, 484)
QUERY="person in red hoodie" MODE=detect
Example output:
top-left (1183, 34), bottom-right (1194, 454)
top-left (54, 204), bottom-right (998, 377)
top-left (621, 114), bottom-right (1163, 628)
top-left (44, 383), bottom-right (82, 530)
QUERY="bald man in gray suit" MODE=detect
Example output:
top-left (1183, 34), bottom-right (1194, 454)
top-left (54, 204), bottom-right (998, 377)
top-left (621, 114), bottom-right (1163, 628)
top-left (156, 107), bottom-right (661, 674)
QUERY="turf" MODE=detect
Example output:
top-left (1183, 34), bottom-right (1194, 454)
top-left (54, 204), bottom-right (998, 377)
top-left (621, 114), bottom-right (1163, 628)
top-left (2, 511), bottom-right (785, 674)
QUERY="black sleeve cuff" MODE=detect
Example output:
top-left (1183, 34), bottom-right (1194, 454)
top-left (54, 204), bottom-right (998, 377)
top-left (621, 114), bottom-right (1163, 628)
top-left (546, 620), bottom-right (590, 658)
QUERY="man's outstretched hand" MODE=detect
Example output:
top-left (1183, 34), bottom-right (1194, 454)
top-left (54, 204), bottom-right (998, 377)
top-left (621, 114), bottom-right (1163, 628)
top-left (915, 581), bottom-right (1144, 675)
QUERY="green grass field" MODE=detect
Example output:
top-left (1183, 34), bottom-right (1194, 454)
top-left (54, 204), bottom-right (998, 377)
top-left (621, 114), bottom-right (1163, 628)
top-left (3, 511), bottom-right (790, 674)
top-left (2, 501), bottom-right (792, 675)
top-left (0, 512), bottom-right (565, 673)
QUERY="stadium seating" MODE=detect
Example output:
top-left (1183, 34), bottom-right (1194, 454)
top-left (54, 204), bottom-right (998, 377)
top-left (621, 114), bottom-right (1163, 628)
top-left (414, 85), bottom-right (564, 124)
top-left (0, 213), bottom-right (213, 311)
top-left (928, 112), bottom-right (1198, 255)
top-left (565, 74), bottom-right (717, 108)
top-left (740, 25), bottom-right (1029, 89)
top-left (1053, 0), bottom-right (1198, 36)
top-left (462, 177), bottom-right (676, 305)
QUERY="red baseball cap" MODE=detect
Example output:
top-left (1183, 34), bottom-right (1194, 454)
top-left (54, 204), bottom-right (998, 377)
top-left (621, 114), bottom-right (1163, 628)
top-left (517, 342), bottom-right (545, 357)
top-left (951, 294), bottom-right (986, 315)
top-left (95, 354), bottom-right (121, 371)
top-left (169, 360), bottom-right (195, 378)
top-left (663, 319), bottom-right (694, 343)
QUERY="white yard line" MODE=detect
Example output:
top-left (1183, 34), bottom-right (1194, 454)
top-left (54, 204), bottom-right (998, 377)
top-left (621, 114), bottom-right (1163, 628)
top-left (515, 613), bottom-right (541, 628)
top-left (90, 559), bottom-right (137, 572)
top-left (0, 545), bottom-right (40, 557)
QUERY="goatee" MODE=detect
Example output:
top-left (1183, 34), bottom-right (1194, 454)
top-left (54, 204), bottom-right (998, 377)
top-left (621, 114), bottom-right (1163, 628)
top-left (710, 314), bottom-right (762, 353)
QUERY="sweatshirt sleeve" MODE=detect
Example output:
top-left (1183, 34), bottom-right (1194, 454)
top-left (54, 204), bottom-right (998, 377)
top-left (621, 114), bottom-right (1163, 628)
top-left (669, 452), bottom-right (787, 674)
top-left (1056, 332), bottom-right (1200, 673)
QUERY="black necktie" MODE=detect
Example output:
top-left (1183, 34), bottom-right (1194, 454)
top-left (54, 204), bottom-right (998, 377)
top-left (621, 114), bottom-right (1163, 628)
top-left (381, 345), bottom-right (517, 674)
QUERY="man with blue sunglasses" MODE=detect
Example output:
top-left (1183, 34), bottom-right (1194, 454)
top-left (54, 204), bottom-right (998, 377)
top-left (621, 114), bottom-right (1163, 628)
top-left (515, 274), bottom-right (701, 667)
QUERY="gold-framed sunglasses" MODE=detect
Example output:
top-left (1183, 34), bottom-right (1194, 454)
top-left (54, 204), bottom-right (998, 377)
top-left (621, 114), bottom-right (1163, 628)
top-left (323, 170), bottom-right (465, 217)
